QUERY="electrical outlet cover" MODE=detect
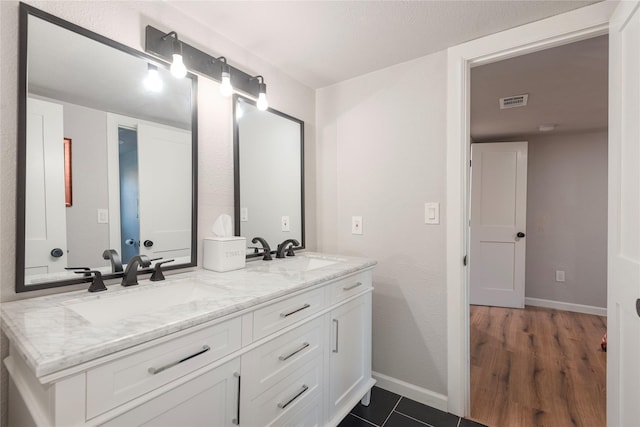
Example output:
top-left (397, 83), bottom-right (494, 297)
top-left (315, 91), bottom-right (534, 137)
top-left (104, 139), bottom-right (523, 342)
top-left (352, 216), bottom-right (363, 235)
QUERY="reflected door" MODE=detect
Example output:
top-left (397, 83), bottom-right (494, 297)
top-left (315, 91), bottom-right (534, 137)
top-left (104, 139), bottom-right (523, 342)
top-left (469, 142), bottom-right (528, 308)
top-left (25, 98), bottom-right (68, 275)
top-left (138, 123), bottom-right (191, 261)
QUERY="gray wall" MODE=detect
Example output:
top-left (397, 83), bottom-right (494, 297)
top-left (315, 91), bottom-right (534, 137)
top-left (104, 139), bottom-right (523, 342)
top-left (317, 52), bottom-right (448, 396)
top-left (525, 130), bottom-right (607, 308)
top-left (61, 101), bottom-right (110, 268)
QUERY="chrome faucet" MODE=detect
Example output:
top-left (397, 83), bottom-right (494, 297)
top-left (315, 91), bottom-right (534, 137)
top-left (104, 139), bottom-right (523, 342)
top-left (276, 239), bottom-right (300, 258)
top-left (121, 255), bottom-right (151, 286)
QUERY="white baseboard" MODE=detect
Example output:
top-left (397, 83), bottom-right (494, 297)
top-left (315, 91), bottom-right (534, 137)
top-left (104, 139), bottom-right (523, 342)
top-left (372, 371), bottom-right (448, 412)
top-left (525, 297), bottom-right (607, 317)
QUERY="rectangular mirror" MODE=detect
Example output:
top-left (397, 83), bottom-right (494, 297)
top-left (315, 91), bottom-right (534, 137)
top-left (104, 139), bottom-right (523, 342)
top-left (233, 95), bottom-right (304, 256)
top-left (17, 4), bottom-right (198, 292)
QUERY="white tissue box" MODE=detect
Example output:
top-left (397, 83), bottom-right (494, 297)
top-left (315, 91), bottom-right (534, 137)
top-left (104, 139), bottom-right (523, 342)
top-left (203, 237), bottom-right (246, 272)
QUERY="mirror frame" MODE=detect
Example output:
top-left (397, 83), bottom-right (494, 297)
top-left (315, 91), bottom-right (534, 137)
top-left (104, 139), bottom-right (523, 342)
top-left (233, 94), bottom-right (305, 258)
top-left (16, 3), bottom-right (199, 292)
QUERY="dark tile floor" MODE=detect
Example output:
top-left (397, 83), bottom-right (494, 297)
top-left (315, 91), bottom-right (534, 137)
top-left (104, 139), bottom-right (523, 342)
top-left (338, 387), bottom-right (488, 427)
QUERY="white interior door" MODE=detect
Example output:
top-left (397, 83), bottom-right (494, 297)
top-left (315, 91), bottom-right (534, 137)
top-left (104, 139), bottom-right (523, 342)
top-left (137, 123), bottom-right (192, 262)
top-left (608, 2), bottom-right (640, 425)
top-left (469, 142), bottom-right (528, 308)
top-left (25, 97), bottom-right (68, 275)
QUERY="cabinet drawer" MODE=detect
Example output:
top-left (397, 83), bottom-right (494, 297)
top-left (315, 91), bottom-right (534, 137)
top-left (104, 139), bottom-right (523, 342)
top-left (241, 356), bottom-right (322, 427)
top-left (242, 317), bottom-right (323, 399)
top-left (328, 270), bottom-right (372, 305)
top-left (281, 398), bottom-right (323, 427)
top-left (86, 317), bottom-right (242, 419)
top-left (253, 287), bottom-right (324, 340)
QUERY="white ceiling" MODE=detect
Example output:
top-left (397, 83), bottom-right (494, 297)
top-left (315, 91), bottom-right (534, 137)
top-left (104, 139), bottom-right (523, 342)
top-left (470, 34), bottom-right (608, 140)
top-left (168, 0), bottom-right (600, 89)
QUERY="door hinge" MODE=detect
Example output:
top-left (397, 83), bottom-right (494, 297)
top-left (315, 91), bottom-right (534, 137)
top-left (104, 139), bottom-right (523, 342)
top-left (463, 255), bottom-right (468, 266)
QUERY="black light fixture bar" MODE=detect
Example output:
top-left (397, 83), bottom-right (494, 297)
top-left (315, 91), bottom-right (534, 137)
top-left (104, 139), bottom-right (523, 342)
top-left (145, 25), bottom-right (262, 97)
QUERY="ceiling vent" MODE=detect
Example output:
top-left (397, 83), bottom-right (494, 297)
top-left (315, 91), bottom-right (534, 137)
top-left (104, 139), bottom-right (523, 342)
top-left (499, 94), bottom-right (528, 109)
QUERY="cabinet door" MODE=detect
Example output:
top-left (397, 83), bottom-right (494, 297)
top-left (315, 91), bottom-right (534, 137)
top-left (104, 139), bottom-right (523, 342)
top-left (328, 293), bottom-right (372, 418)
top-left (101, 358), bottom-right (240, 427)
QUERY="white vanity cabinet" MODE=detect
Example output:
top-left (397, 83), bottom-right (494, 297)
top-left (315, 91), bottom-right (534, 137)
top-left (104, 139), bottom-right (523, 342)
top-left (326, 274), bottom-right (374, 425)
top-left (4, 263), bottom-right (375, 427)
top-left (101, 358), bottom-right (241, 427)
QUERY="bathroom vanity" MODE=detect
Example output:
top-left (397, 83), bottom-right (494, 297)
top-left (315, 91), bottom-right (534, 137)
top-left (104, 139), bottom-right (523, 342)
top-left (2, 253), bottom-right (376, 427)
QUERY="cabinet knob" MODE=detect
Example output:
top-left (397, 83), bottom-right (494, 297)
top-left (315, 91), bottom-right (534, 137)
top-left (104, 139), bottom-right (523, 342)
top-left (516, 232), bottom-right (526, 238)
top-left (143, 240), bottom-right (154, 248)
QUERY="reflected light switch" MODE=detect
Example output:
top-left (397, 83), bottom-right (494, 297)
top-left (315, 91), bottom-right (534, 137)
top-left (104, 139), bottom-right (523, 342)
top-left (425, 202), bottom-right (439, 225)
top-left (97, 209), bottom-right (109, 224)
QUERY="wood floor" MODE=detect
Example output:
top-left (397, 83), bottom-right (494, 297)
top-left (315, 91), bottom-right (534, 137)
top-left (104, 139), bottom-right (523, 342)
top-left (470, 305), bottom-right (607, 427)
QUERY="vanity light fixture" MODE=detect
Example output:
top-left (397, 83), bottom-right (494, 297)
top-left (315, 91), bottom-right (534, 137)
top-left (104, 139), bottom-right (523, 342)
top-left (215, 57), bottom-right (234, 97)
top-left (251, 75), bottom-right (269, 111)
top-left (161, 31), bottom-right (187, 79)
top-left (144, 63), bottom-right (163, 92)
top-left (146, 26), bottom-right (270, 103)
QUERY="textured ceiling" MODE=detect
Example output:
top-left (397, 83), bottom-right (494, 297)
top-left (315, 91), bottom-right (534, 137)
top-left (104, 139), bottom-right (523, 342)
top-left (470, 35), bottom-right (608, 140)
top-left (167, 0), bottom-right (600, 89)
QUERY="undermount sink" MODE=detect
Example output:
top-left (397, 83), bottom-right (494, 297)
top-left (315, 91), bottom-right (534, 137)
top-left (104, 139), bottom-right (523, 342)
top-left (65, 280), bottom-right (225, 325)
top-left (301, 258), bottom-right (339, 271)
top-left (268, 256), bottom-right (340, 272)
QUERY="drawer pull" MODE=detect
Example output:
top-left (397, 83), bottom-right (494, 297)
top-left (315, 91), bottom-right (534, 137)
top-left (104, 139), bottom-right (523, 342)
top-left (280, 303), bottom-right (311, 318)
top-left (232, 372), bottom-right (241, 425)
top-left (147, 345), bottom-right (210, 375)
top-left (343, 281), bottom-right (363, 291)
top-left (333, 319), bottom-right (339, 353)
top-left (279, 342), bottom-right (310, 361)
top-left (277, 384), bottom-right (309, 409)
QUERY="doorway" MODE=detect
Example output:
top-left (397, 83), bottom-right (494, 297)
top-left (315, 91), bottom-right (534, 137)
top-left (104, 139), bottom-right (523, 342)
top-left (467, 35), bottom-right (608, 425)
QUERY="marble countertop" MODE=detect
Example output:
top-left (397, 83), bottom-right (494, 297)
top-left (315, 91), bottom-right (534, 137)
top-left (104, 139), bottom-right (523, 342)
top-left (1, 252), bottom-right (376, 379)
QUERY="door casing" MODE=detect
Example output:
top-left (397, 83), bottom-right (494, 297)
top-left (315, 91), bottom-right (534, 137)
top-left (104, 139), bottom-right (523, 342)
top-left (445, 1), bottom-right (615, 417)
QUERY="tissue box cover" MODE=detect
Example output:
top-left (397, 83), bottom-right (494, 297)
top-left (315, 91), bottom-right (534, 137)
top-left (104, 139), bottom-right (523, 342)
top-left (203, 237), bottom-right (246, 272)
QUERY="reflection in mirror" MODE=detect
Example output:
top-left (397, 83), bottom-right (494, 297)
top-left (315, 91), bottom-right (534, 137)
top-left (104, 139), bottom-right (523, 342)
top-left (233, 95), bottom-right (304, 257)
top-left (17, 5), bottom-right (197, 291)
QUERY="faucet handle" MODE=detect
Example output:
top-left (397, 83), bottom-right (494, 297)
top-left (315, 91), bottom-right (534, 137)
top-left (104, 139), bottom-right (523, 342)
top-left (65, 267), bottom-right (92, 277)
top-left (150, 259), bottom-right (175, 282)
top-left (74, 270), bottom-right (107, 293)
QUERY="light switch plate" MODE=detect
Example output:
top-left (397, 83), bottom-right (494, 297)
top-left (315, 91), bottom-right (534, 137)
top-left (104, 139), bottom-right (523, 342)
top-left (97, 209), bottom-right (109, 224)
top-left (240, 208), bottom-right (248, 222)
top-left (282, 216), bottom-right (290, 232)
top-left (352, 216), bottom-right (363, 235)
top-left (425, 202), bottom-right (439, 224)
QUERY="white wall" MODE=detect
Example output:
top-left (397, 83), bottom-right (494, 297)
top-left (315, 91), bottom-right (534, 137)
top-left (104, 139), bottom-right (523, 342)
top-left (0, 1), bottom-right (315, 423)
top-left (525, 130), bottom-right (608, 308)
top-left (317, 51), bottom-right (448, 400)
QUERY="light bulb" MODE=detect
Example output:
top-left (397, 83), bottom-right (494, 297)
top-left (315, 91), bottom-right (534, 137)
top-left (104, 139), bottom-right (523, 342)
top-left (220, 71), bottom-right (233, 97)
top-left (144, 66), bottom-right (163, 92)
top-left (257, 86), bottom-right (268, 111)
top-left (170, 53), bottom-right (187, 78)
top-left (257, 92), bottom-right (268, 111)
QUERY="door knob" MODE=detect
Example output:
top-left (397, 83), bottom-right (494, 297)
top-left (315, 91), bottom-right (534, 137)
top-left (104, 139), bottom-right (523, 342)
top-left (143, 240), bottom-right (154, 248)
top-left (50, 248), bottom-right (64, 258)
top-left (516, 232), bottom-right (526, 238)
